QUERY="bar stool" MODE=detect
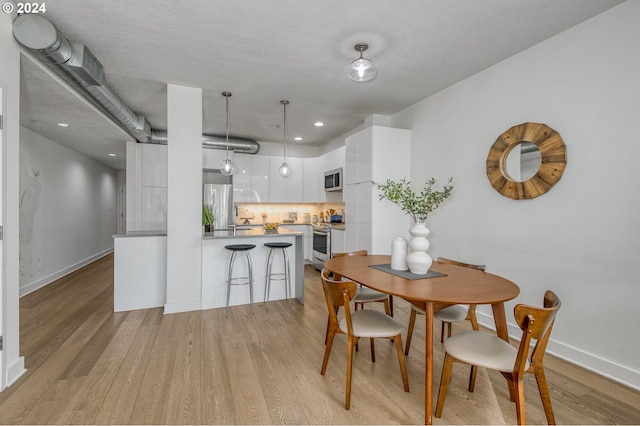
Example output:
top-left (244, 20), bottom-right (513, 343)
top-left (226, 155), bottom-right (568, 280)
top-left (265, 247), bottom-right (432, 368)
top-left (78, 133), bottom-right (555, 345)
top-left (264, 242), bottom-right (292, 307)
top-left (225, 244), bottom-right (256, 314)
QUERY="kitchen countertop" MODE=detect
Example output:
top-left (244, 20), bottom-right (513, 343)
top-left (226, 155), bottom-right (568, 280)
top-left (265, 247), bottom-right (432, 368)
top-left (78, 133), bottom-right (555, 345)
top-left (203, 227), bottom-right (304, 239)
top-left (113, 231), bottom-right (167, 238)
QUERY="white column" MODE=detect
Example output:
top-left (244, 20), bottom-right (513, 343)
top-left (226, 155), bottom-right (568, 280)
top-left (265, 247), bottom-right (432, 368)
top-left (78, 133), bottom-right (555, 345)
top-left (165, 84), bottom-right (203, 314)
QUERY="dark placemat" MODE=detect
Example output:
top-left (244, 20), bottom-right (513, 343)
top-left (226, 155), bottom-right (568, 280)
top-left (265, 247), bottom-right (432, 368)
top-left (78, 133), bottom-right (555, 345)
top-left (368, 263), bottom-right (447, 280)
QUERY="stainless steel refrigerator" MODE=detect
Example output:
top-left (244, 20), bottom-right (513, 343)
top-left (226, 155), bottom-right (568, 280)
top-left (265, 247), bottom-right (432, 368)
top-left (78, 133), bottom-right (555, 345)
top-left (203, 184), bottom-right (233, 229)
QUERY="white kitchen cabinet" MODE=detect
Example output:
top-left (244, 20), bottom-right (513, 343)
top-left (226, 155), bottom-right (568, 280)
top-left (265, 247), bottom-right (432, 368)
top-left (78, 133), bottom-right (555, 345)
top-left (251, 155), bottom-right (270, 202)
top-left (302, 157), bottom-right (319, 202)
top-left (331, 228), bottom-right (346, 255)
top-left (233, 153), bottom-right (253, 202)
top-left (269, 156), bottom-right (303, 202)
top-left (344, 126), bottom-right (411, 254)
top-left (202, 148), bottom-right (231, 170)
top-left (142, 143), bottom-right (167, 187)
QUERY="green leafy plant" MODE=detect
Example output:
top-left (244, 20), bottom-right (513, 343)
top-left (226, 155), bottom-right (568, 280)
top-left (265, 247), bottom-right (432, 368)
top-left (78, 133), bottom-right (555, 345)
top-left (375, 177), bottom-right (454, 223)
top-left (202, 205), bottom-right (215, 226)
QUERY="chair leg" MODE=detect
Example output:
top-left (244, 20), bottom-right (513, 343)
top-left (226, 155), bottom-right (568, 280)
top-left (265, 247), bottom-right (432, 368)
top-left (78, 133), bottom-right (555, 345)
top-left (345, 336), bottom-right (357, 410)
top-left (393, 334), bottom-right (409, 392)
top-left (534, 368), bottom-right (556, 425)
top-left (321, 326), bottom-right (336, 375)
top-left (440, 321), bottom-right (446, 343)
top-left (325, 307), bottom-right (338, 345)
top-left (435, 353), bottom-right (455, 418)
top-left (383, 298), bottom-right (391, 316)
top-left (389, 295), bottom-right (394, 317)
top-left (468, 365), bottom-right (478, 392)
top-left (405, 308), bottom-right (417, 355)
top-left (513, 376), bottom-right (527, 425)
top-left (370, 338), bottom-right (376, 363)
top-left (447, 322), bottom-right (453, 339)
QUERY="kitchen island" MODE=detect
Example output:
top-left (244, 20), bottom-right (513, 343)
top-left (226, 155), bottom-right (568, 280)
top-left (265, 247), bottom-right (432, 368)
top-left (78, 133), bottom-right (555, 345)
top-left (113, 227), bottom-right (304, 313)
top-left (202, 227), bottom-right (304, 309)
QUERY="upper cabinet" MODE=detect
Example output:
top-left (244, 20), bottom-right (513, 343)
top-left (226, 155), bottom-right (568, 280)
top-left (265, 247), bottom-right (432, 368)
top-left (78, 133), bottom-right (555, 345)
top-left (302, 157), bottom-right (319, 202)
top-left (232, 154), bottom-right (271, 203)
top-left (269, 156), bottom-right (302, 202)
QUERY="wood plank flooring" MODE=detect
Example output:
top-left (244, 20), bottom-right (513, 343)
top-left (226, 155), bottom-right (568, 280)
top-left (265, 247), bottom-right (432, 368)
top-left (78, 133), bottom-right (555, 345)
top-left (1, 253), bottom-right (639, 424)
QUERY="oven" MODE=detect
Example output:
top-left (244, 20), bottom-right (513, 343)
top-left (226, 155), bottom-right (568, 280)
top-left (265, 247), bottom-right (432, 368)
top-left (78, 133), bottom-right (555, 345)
top-left (312, 226), bottom-right (331, 271)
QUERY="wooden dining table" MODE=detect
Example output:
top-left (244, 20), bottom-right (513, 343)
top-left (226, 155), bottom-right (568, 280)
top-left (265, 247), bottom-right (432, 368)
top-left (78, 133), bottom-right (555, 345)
top-left (323, 254), bottom-right (520, 425)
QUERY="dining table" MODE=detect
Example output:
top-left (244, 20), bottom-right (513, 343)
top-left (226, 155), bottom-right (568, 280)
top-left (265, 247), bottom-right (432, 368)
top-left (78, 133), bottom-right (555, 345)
top-left (323, 254), bottom-right (520, 425)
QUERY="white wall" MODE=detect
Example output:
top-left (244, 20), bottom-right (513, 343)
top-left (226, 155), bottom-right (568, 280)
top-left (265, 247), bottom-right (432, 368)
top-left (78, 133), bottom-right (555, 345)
top-left (1, 11), bottom-right (25, 388)
top-left (392, 1), bottom-right (640, 389)
top-left (19, 127), bottom-right (117, 296)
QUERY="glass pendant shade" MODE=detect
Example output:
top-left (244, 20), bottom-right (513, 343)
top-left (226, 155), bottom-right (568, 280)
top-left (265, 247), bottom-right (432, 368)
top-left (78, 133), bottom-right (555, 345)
top-left (349, 43), bottom-right (377, 82)
top-left (220, 158), bottom-right (235, 176)
top-left (279, 99), bottom-right (291, 178)
top-left (279, 162), bottom-right (291, 178)
top-left (219, 91), bottom-right (235, 176)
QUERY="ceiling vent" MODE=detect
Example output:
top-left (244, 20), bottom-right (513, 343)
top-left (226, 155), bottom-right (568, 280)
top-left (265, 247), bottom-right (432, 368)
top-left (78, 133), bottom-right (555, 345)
top-left (12, 14), bottom-right (260, 154)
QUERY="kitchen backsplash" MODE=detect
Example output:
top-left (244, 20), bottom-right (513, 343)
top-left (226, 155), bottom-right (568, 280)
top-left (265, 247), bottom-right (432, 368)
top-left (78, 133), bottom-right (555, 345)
top-left (235, 202), bottom-right (345, 225)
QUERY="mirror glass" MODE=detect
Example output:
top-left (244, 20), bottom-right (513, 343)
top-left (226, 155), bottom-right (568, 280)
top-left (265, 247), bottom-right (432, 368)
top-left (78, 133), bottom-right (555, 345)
top-left (504, 141), bottom-right (542, 182)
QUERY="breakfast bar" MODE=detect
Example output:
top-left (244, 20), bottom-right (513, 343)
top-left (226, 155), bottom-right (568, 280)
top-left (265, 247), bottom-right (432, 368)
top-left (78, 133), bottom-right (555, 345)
top-left (114, 227), bottom-right (304, 313)
top-left (201, 227), bottom-right (304, 309)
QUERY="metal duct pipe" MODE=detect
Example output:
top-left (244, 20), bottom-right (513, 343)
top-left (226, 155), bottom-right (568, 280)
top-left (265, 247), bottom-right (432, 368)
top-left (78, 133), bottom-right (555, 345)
top-left (12, 14), bottom-right (260, 153)
top-left (150, 131), bottom-right (260, 154)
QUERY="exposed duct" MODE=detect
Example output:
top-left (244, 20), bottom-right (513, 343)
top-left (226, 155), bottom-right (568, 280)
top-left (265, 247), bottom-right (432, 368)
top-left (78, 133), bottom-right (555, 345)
top-left (12, 14), bottom-right (260, 154)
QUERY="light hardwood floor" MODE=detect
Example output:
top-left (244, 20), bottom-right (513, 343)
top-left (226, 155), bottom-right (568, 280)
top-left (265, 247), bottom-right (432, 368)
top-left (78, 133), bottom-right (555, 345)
top-left (1, 253), bottom-right (639, 424)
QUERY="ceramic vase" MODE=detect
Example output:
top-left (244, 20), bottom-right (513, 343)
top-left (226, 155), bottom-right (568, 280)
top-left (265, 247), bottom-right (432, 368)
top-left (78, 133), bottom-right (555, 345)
top-left (405, 222), bottom-right (432, 274)
top-left (391, 236), bottom-right (408, 270)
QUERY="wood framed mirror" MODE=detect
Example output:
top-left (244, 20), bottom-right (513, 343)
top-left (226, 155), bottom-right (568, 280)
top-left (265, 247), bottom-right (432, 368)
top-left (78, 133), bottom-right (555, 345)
top-left (486, 122), bottom-right (567, 200)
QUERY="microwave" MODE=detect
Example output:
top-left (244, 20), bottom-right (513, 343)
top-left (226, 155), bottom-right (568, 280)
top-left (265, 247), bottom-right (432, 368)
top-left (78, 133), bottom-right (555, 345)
top-left (324, 168), bottom-right (343, 191)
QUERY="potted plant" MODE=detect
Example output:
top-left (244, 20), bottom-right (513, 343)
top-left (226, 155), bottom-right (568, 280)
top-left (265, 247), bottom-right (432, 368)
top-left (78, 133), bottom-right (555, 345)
top-left (375, 177), bottom-right (454, 274)
top-left (202, 205), bottom-right (215, 233)
top-left (375, 177), bottom-right (454, 223)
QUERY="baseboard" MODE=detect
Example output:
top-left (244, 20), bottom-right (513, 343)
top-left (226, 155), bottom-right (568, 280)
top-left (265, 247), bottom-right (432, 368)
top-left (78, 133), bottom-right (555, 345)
top-left (477, 312), bottom-right (640, 391)
top-left (5, 356), bottom-right (26, 388)
top-left (163, 299), bottom-right (202, 315)
top-left (19, 248), bottom-right (114, 297)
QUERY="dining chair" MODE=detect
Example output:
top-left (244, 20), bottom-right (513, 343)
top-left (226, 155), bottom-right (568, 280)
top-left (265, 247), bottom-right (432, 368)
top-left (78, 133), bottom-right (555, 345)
top-left (404, 256), bottom-right (485, 355)
top-left (333, 250), bottom-right (393, 316)
top-left (435, 290), bottom-right (561, 425)
top-left (320, 268), bottom-right (409, 410)
top-left (324, 250), bottom-right (394, 358)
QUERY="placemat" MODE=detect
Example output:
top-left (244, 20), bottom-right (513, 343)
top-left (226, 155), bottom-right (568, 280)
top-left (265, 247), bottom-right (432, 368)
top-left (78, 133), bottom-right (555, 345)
top-left (368, 263), bottom-right (447, 280)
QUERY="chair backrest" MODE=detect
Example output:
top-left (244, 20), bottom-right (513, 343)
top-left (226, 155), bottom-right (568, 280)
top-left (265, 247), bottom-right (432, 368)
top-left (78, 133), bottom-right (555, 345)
top-left (331, 250), bottom-right (368, 280)
top-left (437, 256), bottom-right (486, 272)
top-left (321, 268), bottom-right (358, 334)
top-left (513, 290), bottom-right (561, 376)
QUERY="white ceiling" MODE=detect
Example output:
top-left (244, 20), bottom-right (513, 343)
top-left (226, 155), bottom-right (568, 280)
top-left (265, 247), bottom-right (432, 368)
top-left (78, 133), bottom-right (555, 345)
top-left (18, 0), bottom-right (624, 170)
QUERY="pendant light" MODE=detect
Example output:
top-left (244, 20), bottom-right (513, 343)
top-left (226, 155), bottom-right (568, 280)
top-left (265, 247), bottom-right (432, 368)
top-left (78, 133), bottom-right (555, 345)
top-left (220, 91), bottom-right (235, 176)
top-left (349, 43), bottom-right (377, 83)
top-left (278, 100), bottom-right (291, 178)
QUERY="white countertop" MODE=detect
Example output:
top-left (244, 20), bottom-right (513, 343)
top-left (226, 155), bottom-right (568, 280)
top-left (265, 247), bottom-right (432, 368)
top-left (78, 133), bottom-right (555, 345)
top-left (113, 231), bottom-right (167, 238)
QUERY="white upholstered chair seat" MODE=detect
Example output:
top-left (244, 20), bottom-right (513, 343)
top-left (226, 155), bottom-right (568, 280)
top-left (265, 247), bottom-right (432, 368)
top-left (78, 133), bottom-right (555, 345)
top-left (434, 304), bottom-right (468, 322)
top-left (354, 286), bottom-right (389, 303)
top-left (443, 331), bottom-right (530, 372)
top-left (339, 309), bottom-right (403, 338)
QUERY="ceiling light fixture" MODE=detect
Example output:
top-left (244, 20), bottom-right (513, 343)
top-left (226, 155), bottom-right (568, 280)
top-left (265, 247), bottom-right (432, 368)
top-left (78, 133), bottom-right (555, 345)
top-left (294, 137), bottom-right (303, 141)
top-left (314, 121), bottom-right (324, 127)
top-left (108, 153), bottom-right (116, 157)
top-left (349, 43), bottom-right (377, 83)
top-left (57, 122), bottom-right (70, 127)
top-left (220, 91), bottom-right (235, 176)
top-left (278, 100), bottom-right (291, 178)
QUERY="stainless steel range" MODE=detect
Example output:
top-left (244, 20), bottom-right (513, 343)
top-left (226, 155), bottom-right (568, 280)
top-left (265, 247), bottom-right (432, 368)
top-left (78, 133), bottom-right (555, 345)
top-left (312, 224), bottom-right (331, 271)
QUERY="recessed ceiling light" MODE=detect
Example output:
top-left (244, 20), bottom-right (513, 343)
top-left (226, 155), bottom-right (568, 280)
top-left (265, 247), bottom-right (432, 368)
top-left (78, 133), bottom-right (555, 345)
top-left (294, 137), bottom-right (303, 141)
top-left (108, 153), bottom-right (116, 157)
top-left (57, 122), bottom-right (70, 127)
top-left (314, 121), bottom-right (324, 127)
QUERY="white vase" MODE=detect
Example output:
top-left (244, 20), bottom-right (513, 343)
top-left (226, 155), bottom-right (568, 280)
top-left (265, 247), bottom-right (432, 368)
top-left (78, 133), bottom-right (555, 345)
top-left (391, 236), bottom-right (408, 270)
top-left (405, 222), bottom-right (432, 274)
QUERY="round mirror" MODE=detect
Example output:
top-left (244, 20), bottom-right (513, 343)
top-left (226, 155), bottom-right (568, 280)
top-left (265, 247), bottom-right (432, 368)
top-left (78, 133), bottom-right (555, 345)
top-left (504, 141), bottom-right (542, 182)
top-left (486, 122), bottom-right (567, 200)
